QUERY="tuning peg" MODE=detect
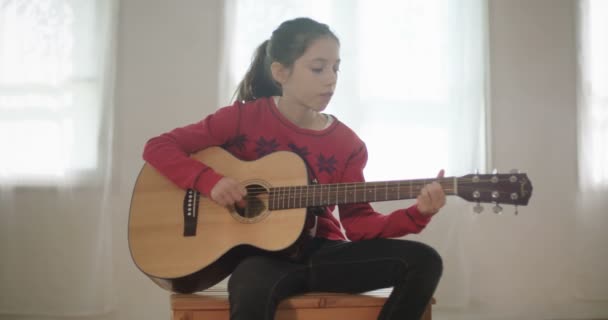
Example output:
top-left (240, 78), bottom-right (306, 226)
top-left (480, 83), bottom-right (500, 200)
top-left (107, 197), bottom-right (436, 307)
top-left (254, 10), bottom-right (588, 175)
top-left (475, 169), bottom-right (479, 174)
top-left (493, 203), bottom-right (503, 214)
top-left (514, 205), bottom-right (519, 215)
top-left (473, 203), bottom-right (484, 214)
top-left (492, 168), bottom-right (498, 174)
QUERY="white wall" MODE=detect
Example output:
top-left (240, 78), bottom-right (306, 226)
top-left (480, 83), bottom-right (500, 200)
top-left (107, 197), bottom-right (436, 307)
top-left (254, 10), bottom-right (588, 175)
top-left (471, 0), bottom-right (580, 313)
top-left (112, 1), bottom-right (223, 319)
top-left (104, 1), bottom-right (606, 320)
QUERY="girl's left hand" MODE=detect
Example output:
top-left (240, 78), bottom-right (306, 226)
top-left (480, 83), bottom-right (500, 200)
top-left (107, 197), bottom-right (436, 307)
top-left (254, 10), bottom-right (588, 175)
top-left (416, 169), bottom-right (446, 216)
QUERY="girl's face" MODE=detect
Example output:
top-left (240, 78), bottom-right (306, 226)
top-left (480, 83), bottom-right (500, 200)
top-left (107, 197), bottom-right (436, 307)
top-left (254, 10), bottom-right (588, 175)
top-left (274, 36), bottom-right (340, 112)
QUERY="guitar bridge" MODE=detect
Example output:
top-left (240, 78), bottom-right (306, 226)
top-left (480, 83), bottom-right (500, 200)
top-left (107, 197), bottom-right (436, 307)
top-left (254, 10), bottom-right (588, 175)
top-left (183, 189), bottom-right (200, 236)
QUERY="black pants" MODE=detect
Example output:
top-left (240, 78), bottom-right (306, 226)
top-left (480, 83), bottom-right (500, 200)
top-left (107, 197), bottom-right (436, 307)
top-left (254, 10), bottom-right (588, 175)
top-left (228, 238), bottom-right (442, 320)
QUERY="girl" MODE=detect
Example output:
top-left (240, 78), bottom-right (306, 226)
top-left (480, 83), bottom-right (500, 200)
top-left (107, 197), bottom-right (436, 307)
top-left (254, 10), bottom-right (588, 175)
top-left (143, 17), bottom-right (445, 320)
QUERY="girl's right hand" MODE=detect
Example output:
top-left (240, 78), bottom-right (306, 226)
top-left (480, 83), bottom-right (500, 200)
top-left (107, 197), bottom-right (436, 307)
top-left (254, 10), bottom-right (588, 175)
top-left (209, 177), bottom-right (247, 207)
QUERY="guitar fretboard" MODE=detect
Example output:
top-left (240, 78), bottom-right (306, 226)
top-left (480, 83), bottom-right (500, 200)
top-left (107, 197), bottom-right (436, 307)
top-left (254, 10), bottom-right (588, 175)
top-left (268, 178), bottom-right (457, 210)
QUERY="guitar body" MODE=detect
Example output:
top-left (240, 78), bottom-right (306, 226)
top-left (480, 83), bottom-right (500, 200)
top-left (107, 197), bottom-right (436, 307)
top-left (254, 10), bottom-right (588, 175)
top-left (128, 147), bottom-right (309, 293)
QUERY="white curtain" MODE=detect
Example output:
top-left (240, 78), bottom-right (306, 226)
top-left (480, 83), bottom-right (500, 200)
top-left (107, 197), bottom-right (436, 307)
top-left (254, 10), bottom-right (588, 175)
top-left (0, 0), bottom-right (118, 316)
top-left (221, 0), bottom-right (487, 308)
top-left (576, 0), bottom-right (608, 301)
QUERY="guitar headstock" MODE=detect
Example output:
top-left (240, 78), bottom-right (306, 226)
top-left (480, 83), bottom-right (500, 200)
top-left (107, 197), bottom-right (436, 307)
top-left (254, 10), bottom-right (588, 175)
top-left (457, 171), bottom-right (533, 214)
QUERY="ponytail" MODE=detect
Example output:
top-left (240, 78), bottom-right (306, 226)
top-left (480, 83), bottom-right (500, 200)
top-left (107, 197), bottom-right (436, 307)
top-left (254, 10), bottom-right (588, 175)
top-left (234, 40), bottom-right (281, 102)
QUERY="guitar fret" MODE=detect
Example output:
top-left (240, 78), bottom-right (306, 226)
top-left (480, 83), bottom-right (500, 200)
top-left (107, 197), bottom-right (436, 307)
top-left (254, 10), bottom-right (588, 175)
top-left (318, 185), bottom-right (322, 205)
top-left (335, 184), bottom-right (339, 205)
top-left (320, 185), bottom-right (324, 205)
top-left (385, 182), bottom-right (388, 200)
top-left (409, 180), bottom-right (412, 198)
top-left (374, 183), bottom-right (377, 201)
top-left (398, 181), bottom-right (401, 200)
top-left (345, 184), bottom-right (348, 204)
top-left (295, 185), bottom-right (299, 208)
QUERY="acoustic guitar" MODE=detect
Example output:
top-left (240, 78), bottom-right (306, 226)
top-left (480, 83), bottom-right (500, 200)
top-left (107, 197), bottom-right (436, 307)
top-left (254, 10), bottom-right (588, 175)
top-left (128, 147), bottom-right (532, 293)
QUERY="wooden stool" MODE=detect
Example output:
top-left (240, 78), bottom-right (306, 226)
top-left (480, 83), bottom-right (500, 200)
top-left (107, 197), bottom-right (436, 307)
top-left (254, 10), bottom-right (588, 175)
top-left (171, 288), bottom-right (435, 320)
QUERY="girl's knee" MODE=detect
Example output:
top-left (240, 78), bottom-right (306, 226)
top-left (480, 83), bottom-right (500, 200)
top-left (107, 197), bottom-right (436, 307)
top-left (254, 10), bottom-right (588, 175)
top-left (228, 256), bottom-right (273, 295)
top-left (416, 243), bottom-right (443, 278)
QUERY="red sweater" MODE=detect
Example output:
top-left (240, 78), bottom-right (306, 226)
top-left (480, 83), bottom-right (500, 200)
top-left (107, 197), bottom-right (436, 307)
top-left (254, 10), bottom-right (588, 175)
top-left (143, 97), bottom-right (431, 241)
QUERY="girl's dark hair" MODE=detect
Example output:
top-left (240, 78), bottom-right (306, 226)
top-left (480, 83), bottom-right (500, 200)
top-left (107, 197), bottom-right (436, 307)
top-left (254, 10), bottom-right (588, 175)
top-left (235, 17), bottom-right (339, 102)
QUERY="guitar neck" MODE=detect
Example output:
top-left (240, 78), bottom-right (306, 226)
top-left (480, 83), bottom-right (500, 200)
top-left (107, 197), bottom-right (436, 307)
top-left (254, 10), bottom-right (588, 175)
top-left (268, 178), bottom-right (457, 210)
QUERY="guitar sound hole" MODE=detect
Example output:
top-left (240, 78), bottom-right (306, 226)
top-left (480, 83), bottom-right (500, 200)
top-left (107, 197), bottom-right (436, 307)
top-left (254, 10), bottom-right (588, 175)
top-left (235, 184), bottom-right (268, 219)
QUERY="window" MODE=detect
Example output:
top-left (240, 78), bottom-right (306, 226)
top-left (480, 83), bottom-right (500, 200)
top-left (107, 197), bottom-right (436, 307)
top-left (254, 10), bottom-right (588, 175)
top-left (0, 0), bottom-right (106, 184)
top-left (579, 0), bottom-right (608, 188)
top-left (223, 0), bottom-right (487, 180)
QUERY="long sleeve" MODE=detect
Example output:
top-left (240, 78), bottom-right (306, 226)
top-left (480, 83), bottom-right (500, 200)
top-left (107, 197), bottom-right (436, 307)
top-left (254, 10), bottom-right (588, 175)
top-left (337, 144), bottom-right (432, 241)
top-left (142, 103), bottom-right (241, 195)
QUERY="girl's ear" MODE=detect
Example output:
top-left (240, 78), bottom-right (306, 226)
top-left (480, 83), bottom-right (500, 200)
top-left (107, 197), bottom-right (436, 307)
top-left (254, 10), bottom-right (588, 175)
top-left (270, 61), bottom-right (288, 85)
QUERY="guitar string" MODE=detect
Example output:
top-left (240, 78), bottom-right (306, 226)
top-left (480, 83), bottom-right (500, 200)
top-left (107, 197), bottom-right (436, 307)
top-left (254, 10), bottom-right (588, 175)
top-left (238, 186), bottom-right (524, 197)
top-left (230, 185), bottom-right (524, 211)
top-left (244, 191), bottom-right (519, 200)
top-left (239, 188), bottom-right (524, 203)
top-left (236, 178), bottom-right (529, 193)
top-left (238, 184), bottom-right (528, 195)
